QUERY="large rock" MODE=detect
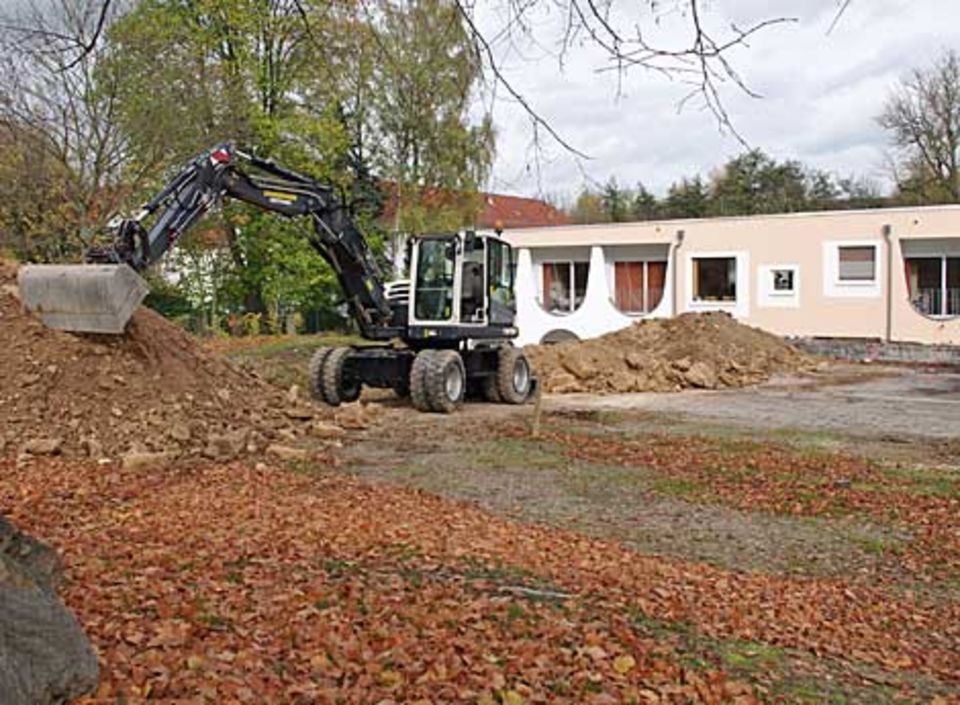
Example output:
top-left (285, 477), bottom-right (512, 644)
top-left (0, 516), bottom-right (99, 704)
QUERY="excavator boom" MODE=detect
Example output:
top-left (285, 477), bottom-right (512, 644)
top-left (18, 143), bottom-right (396, 337)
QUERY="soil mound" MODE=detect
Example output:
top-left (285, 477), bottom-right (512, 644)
top-left (0, 260), bottom-right (342, 463)
top-left (526, 311), bottom-right (817, 394)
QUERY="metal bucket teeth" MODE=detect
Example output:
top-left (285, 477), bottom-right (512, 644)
top-left (17, 264), bottom-right (149, 335)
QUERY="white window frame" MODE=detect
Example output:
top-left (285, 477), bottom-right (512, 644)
top-left (538, 260), bottom-right (589, 316)
top-left (823, 240), bottom-right (882, 299)
top-left (758, 264), bottom-right (800, 308)
top-left (685, 251), bottom-right (749, 318)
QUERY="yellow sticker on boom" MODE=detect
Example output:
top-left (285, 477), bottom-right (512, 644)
top-left (262, 190), bottom-right (298, 203)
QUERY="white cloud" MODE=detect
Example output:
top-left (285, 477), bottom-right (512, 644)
top-left (478, 0), bottom-right (960, 198)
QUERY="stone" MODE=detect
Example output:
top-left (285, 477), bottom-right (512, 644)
top-left (625, 351), bottom-right (652, 370)
top-left (286, 385), bottom-right (300, 403)
top-left (277, 428), bottom-right (298, 442)
top-left (335, 404), bottom-right (369, 430)
top-left (22, 438), bottom-right (62, 456)
top-left (284, 407), bottom-right (314, 421)
top-left (311, 422), bottom-right (346, 439)
top-left (202, 431), bottom-right (247, 460)
top-left (169, 423), bottom-right (192, 443)
top-left (559, 351), bottom-right (594, 380)
top-left (0, 516), bottom-right (99, 704)
top-left (266, 444), bottom-right (309, 461)
top-left (80, 437), bottom-right (104, 460)
top-left (120, 451), bottom-right (173, 470)
top-left (683, 361), bottom-right (718, 389)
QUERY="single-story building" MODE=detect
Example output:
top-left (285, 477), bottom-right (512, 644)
top-left (502, 205), bottom-right (960, 347)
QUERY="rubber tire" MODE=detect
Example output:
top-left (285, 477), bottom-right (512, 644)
top-left (321, 347), bottom-right (360, 406)
top-left (496, 346), bottom-right (532, 404)
top-left (425, 350), bottom-right (466, 414)
top-left (482, 372), bottom-right (502, 403)
top-left (409, 350), bottom-right (434, 412)
top-left (308, 347), bottom-right (333, 401)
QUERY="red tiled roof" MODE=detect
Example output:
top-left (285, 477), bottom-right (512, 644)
top-left (476, 193), bottom-right (570, 229)
top-left (379, 184), bottom-right (569, 230)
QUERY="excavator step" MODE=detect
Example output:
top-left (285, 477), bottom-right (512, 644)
top-left (17, 264), bottom-right (149, 334)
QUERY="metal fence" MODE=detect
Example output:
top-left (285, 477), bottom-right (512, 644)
top-left (913, 287), bottom-right (960, 316)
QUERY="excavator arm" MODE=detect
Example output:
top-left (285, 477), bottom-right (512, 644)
top-left (86, 144), bottom-right (396, 338)
top-left (19, 143), bottom-right (400, 336)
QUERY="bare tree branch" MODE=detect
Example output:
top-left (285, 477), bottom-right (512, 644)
top-left (826, 0), bottom-right (853, 36)
top-left (452, 0), bottom-right (591, 158)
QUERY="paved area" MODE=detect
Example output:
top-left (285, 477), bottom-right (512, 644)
top-left (547, 366), bottom-right (960, 440)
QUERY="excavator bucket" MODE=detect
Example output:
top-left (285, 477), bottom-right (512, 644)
top-left (17, 264), bottom-right (149, 335)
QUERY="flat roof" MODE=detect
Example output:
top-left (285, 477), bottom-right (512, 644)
top-left (502, 203), bottom-right (960, 248)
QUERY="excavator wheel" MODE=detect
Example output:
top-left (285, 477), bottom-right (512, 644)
top-left (424, 350), bottom-right (466, 414)
top-left (308, 347), bottom-right (333, 401)
top-left (409, 350), bottom-right (434, 412)
top-left (496, 346), bottom-right (532, 404)
top-left (321, 347), bottom-right (361, 406)
top-left (482, 373), bottom-right (502, 403)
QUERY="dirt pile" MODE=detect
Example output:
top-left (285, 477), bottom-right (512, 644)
top-left (0, 260), bottom-right (353, 464)
top-left (526, 311), bottom-right (817, 394)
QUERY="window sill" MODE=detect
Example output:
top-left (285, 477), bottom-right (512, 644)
top-left (835, 279), bottom-right (878, 287)
top-left (536, 301), bottom-right (581, 317)
top-left (907, 309), bottom-right (960, 322)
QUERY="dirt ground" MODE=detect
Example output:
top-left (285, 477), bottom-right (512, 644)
top-left (5, 320), bottom-right (960, 702)
top-left (549, 363), bottom-right (960, 442)
top-left (336, 363), bottom-right (960, 702)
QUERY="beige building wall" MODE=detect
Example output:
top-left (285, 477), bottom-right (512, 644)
top-left (505, 205), bottom-right (960, 346)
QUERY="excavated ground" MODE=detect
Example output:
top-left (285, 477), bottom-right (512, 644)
top-left (525, 312), bottom-right (819, 394)
top-left (0, 261), bottom-right (377, 466)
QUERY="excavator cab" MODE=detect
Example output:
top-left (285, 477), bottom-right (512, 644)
top-left (406, 230), bottom-right (517, 337)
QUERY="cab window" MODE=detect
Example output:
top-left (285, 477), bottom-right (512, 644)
top-left (414, 237), bottom-right (456, 321)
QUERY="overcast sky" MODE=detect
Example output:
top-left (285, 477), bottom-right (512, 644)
top-left (476, 0), bottom-right (960, 202)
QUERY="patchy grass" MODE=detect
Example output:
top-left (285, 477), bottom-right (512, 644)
top-left (472, 438), bottom-right (569, 471)
top-left (510, 419), bottom-right (960, 586)
top-left (650, 477), bottom-right (701, 498)
top-left (215, 332), bottom-right (364, 388)
top-left (626, 610), bottom-right (947, 703)
top-left (877, 465), bottom-right (960, 498)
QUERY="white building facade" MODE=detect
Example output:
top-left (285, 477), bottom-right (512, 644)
top-left (503, 205), bottom-right (960, 347)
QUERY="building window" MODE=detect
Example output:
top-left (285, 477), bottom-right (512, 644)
top-left (693, 257), bottom-right (736, 302)
top-left (838, 246), bottom-right (877, 282)
top-left (758, 264), bottom-right (799, 308)
top-left (542, 261), bottom-right (589, 314)
top-left (905, 256), bottom-right (960, 317)
top-left (772, 268), bottom-right (795, 293)
top-left (613, 261), bottom-right (667, 313)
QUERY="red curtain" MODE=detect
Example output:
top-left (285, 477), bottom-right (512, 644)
top-left (647, 262), bottom-right (667, 311)
top-left (615, 262), bottom-right (643, 312)
top-left (542, 264), bottom-right (554, 309)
